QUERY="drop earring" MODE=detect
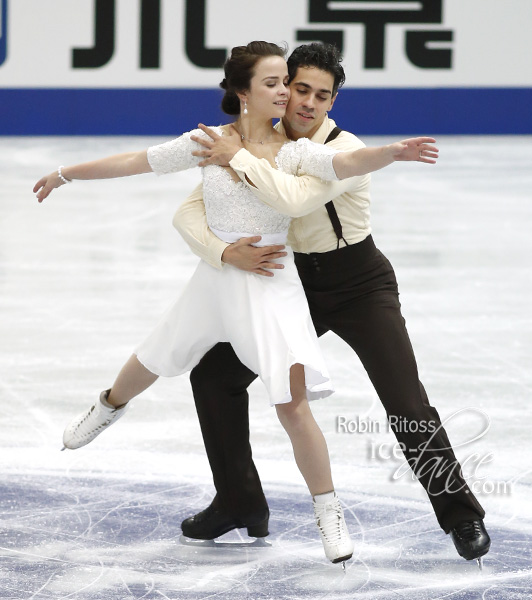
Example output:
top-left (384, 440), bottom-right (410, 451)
top-left (243, 101), bottom-right (248, 115)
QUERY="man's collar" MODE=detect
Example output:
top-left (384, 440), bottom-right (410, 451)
top-left (275, 116), bottom-right (337, 144)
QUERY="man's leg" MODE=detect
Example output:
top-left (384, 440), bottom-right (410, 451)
top-left (181, 342), bottom-right (269, 539)
top-left (329, 292), bottom-right (484, 531)
top-left (296, 238), bottom-right (489, 559)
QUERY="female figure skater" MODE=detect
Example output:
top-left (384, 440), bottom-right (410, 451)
top-left (33, 41), bottom-right (438, 564)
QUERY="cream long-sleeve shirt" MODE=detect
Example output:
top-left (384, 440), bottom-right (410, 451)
top-left (173, 116), bottom-right (372, 269)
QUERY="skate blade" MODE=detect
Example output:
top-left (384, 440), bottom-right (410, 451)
top-left (477, 556), bottom-right (484, 571)
top-left (179, 534), bottom-right (271, 548)
top-left (332, 553), bottom-right (353, 566)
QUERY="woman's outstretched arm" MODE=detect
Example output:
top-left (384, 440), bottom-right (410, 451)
top-left (33, 150), bottom-right (151, 202)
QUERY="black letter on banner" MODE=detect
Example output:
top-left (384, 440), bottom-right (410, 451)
top-left (140, 0), bottom-right (161, 68)
top-left (406, 30), bottom-right (453, 69)
top-left (296, 30), bottom-right (344, 54)
top-left (185, 0), bottom-right (226, 69)
top-left (73, 0), bottom-right (115, 68)
top-left (1, 0), bottom-right (8, 67)
top-left (308, 0), bottom-right (446, 69)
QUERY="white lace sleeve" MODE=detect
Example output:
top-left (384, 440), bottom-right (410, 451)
top-left (147, 127), bottom-right (220, 176)
top-left (276, 137), bottom-right (340, 181)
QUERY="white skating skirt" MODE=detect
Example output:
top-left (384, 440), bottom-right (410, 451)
top-left (135, 233), bottom-right (334, 406)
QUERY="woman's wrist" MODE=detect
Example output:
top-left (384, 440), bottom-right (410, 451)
top-left (57, 165), bottom-right (72, 184)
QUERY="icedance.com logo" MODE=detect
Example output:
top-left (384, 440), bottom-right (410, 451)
top-left (335, 407), bottom-right (512, 496)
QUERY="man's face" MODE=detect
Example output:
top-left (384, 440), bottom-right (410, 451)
top-left (283, 66), bottom-right (337, 139)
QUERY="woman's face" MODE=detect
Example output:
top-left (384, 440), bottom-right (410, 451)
top-left (242, 55), bottom-right (290, 119)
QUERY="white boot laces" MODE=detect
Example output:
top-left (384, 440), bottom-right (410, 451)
top-left (74, 401), bottom-right (120, 439)
top-left (315, 498), bottom-right (344, 545)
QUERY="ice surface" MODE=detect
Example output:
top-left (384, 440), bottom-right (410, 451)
top-left (1, 136), bottom-right (532, 598)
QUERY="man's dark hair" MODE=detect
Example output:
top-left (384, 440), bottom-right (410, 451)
top-left (287, 43), bottom-right (345, 96)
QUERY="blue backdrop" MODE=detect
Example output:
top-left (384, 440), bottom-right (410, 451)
top-left (1, 87), bottom-right (531, 136)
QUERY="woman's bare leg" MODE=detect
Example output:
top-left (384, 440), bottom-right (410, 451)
top-left (276, 364), bottom-right (353, 564)
top-left (275, 364), bottom-right (334, 496)
top-left (107, 354), bottom-right (159, 407)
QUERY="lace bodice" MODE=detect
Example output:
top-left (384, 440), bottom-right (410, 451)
top-left (147, 127), bottom-right (339, 235)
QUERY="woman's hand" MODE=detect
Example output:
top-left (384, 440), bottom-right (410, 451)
top-left (33, 171), bottom-right (68, 203)
top-left (390, 137), bottom-right (439, 163)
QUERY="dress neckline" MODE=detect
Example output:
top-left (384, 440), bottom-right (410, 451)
top-left (213, 125), bottom-right (298, 169)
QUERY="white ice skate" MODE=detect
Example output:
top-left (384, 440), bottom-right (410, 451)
top-left (313, 493), bottom-right (354, 565)
top-left (62, 390), bottom-right (128, 450)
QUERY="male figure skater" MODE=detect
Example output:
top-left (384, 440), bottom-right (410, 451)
top-left (174, 43), bottom-right (490, 563)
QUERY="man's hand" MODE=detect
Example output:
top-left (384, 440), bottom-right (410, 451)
top-left (191, 123), bottom-right (244, 167)
top-left (222, 236), bottom-right (287, 277)
top-left (391, 137), bottom-right (439, 163)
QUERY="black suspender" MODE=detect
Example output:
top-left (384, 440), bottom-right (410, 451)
top-left (323, 126), bottom-right (348, 249)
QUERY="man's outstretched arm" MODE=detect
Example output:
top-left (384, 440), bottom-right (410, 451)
top-left (191, 124), bottom-right (437, 218)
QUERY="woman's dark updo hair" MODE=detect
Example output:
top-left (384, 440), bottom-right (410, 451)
top-left (220, 41), bottom-right (287, 115)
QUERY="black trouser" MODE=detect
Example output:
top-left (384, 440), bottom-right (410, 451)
top-left (189, 235), bottom-right (485, 532)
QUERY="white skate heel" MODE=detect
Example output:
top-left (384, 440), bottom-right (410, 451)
top-left (62, 390), bottom-right (128, 450)
top-left (313, 493), bottom-right (354, 565)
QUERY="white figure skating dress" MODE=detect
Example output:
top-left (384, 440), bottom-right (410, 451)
top-left (135, 127), bottom-right (339, 406)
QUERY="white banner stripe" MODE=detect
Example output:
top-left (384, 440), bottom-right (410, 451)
top-left (328, 2), bottom-right (423, 11)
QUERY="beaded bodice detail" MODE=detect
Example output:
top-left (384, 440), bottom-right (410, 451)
top-left (147, 127), bottom-right (338, 235)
